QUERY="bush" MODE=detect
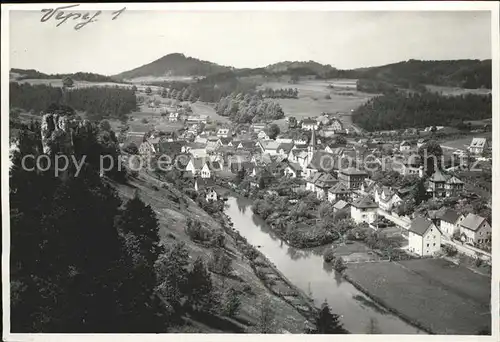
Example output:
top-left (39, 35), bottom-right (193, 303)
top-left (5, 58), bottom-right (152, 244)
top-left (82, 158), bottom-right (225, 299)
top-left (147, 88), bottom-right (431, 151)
top-left (323, 249), bottom-right (335, 263)
top-left (333, 257), bottom-right (347, 273)
top-left (325, 94), bottom-right (332, 100)
top-left (186, 218), bottom-right (212, 242)
top-left (443, 244), bottom-right (458, 257)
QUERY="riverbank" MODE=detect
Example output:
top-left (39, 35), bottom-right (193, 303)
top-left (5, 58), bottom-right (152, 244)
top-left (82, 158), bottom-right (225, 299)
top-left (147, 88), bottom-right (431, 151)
top-left (221, 184), bottom-right (342, 249)
top-left (213, 210), bottom-right (319, 328)
top-left (223, 194), bottom-right (426, 334)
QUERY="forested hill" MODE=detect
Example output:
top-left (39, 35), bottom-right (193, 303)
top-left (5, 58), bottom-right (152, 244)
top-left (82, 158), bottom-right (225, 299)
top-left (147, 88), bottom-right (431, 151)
top-left (10, 68), bottom-right (120, 83)
top-left (352, 91), bottom-right (492, 131)
top-left (353, 59), bottom-right (492, 90)
top-left (114, 53), bottom-right (233, 79)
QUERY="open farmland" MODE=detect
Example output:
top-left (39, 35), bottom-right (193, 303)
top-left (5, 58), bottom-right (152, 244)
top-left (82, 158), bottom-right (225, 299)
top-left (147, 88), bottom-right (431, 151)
top-left (191, 101), bottom-right (230, 123)
top-left (15, 78), bottom-right (134, 89)
top-left (258, 79), bottom-right (375, 129)
top-left (344, 259), bottom-right (491, 334)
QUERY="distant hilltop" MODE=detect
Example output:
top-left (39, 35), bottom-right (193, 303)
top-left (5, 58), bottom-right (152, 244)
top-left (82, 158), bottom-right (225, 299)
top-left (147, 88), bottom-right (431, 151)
top-left (12, 53), bottom-right (492, 90)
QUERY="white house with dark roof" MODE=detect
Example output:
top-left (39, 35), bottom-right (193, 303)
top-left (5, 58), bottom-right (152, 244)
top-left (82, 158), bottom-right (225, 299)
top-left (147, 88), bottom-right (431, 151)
top-left (328, 182), bottom-right (351, 203)
top-left (350, 195), bottom-right (378, 224)
top-left (468, 137), bottom-right (488, 155)
top-left (408, 217), bottom-right (441, 256)
top-left (459, 213), bottom-right (491, 244)
top-left (374, 186), bottom-right (403, 212)
top-left (284, 161), bottom-right (302, 178)
top-left (438, 209), bottom-right (464, 237)
top-left (313, 173), bottom-right (338, 200)
top-left (216, 128), bottom-right (232, 138)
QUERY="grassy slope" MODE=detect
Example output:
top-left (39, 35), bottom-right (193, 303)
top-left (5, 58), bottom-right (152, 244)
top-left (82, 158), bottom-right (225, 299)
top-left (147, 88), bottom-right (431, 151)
top-left (110, 170), bottom-right (308, 333)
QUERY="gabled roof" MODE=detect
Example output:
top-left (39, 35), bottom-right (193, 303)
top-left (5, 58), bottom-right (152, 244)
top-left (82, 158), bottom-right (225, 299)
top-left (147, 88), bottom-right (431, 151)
top-left (409, 217), bottom-right (434, 236)
top-left (445, 175), bottom-right (463, 185)
top-left (218, 137), bottom-right (232, 145)
top-left (429, 169), bottom-right (448, 182)
top-left (277, 142), bottom-right (294, 154)
top-left (315, 173), bottom-right (337, 189)
top-left (333, 200), bottom-right (349, 210)
top-left (237, 140), bottom-right (255, 150)
top-left (352, 195), bottom-right (378, 209)
top-left (301, 119), bottom-right (317, 125)
top-left (306, 172), bottom-right (323, 184)
top-left (328, 182), bottom-right (350, 194)
top-left (439, 208), bottom-right (462, 224)
top-left (460, 213), bottom-right (487, 232)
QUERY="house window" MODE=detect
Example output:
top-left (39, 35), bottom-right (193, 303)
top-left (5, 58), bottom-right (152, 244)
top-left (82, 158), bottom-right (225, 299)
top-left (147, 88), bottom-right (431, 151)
top-left (433, 243), bottom-right (436, 246)
top-left (427, 244), bottom-right (429, 247)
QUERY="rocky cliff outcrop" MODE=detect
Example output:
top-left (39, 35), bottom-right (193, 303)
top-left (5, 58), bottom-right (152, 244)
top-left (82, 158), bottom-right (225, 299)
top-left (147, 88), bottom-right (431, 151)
top-left (40, 113), bottom-right (91, 155)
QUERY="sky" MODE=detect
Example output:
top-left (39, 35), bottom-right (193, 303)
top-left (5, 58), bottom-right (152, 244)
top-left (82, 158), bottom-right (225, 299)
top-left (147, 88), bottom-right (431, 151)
top-left (9, 9), bottom-right (492, 75)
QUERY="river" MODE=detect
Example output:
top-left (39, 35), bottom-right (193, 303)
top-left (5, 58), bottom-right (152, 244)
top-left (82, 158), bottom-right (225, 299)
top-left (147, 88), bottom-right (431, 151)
top-left (224, 195), bottom-right (426, 334)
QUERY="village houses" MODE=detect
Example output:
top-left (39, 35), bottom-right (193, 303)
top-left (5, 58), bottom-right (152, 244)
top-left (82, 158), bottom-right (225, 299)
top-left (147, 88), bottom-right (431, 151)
top-left (350, 195), bottom-right (378, 224)
top-left (408, 217), bottom-right (442, 257)
top-left (438, 208), bottom-right (465, 237)
top-left (459, 213), bottom-right (491, 245)
top-left (468, 137), bottom-right (488, 155)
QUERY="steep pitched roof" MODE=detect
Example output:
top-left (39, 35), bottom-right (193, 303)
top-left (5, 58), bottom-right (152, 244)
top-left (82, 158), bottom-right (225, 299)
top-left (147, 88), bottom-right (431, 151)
top-left (460, 213), bottom-right (487, 232)
top-left (277, 142), bottom-right (294, 154)
top-left (445, 175), bottom-right (463, 185)
top-left (429, 169), bottom-right (448, 182)
top-left (439, 208), bottom-right (461, 224)
top-left (315, 173), bottom-right (337, 189)
top-left (328, 182), bottom-right (350, 194)
top-left (352, 195), bottom-right (378, 209)
top-left (306, 172), bottom-right (323, 184)
top-left (333, 200), bottom-right (349, 210)
top-left (409, 217), bottom-right (434, 236)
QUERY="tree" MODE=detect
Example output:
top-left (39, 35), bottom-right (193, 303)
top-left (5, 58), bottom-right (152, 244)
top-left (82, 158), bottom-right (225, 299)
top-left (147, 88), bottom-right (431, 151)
top-left (308, 301), bottom-right (347, 334)
top-left (161, 87), bottom-right (167, 98)
top-left (288, 116), bottom-right (297, 129)
top-left (145, 87), bottom-right (152, 95)
top-left (62, 76), bottom-right (74, 88)
top-left (256, 298), bottom-right (276, 333)
top-left (99, 120), bottom-right (111, 132)
top-left (155, 242), bottom-right (190, 312)
top-left (115, 194), bottom-right (164, 266)
top-left (131, 85), bottom-right (137, 92)
top-left (220, 287), bottom-right (241, 317)
top-left (333, 257), bottom-right (347, 273)
top-left (208, 248), bottom-right (233, 276)
top-left (186, 257), bottom-right (215, 312)
top-left (418, 140), bottom-right (443, 176)
top-left (267, 124), bottom-right (280, 140)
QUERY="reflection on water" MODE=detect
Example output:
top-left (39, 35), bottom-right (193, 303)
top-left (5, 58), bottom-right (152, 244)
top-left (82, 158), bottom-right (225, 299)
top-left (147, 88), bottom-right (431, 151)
top-left (225, 195), bottom-right (425, 334)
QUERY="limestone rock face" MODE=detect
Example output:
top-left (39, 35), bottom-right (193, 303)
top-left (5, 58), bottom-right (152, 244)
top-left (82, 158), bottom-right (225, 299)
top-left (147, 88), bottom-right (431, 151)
top-left (41, 113), bottom-right (76, 155)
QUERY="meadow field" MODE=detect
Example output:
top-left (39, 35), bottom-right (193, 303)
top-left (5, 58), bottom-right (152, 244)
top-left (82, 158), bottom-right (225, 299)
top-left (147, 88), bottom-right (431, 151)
top-left (258, 79), bottom-right (375, 130)
top-left (16, 78), bottom-right (134, 89)
top-left (439, 132), bottom-right (491, 151)
top-left (344, 259), bottom-right (491, 334)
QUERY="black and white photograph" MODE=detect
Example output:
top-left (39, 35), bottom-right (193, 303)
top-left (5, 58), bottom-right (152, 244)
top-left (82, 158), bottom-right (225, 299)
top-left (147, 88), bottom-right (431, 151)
top-left (2, 2), bottom-right (499, 340)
